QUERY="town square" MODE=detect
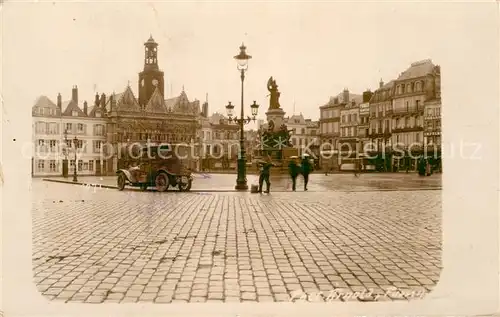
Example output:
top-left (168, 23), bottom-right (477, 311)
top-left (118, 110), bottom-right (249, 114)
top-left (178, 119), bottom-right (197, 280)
top-left (14, 0), bottom-right (448, 306)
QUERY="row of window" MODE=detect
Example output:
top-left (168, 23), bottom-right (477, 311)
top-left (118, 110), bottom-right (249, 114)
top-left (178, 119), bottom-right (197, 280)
top-left (395, 81), bottom-right (424, 95)
top-left (340, 114), bottom-right (368, 125)
top-left (425, 108), bottom-right (441, 117)
top-left (34, 122), bottom-right (106, 136)
top-left (34, 107), bottom-right (103, 117)
top-left (118, 133), bottom-right (194, 143)
top-left (202, 131), bottom-right (239, 140)
top-left (35, 159), bottom-right (99, 172)
top-left (320, 109), bottom-right (341, 119)
top-left (393, 132), bottom-right (422, 144)
top-left (290, 137), bottom-right (320, 146)
top-left (340, 127), bottom-right (358, 138)
top-left (36, 139), bottom-right (103, 153)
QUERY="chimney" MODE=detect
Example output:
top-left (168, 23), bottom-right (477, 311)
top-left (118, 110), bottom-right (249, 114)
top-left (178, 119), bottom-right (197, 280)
top-left (57, 93), bottom-right (62, 110)
top-left (100, 93), bottom-right (106, 109)
top-left (343, 88), bottom-right (349, 103)
top-left (362, 90), bottom-right (373, 103)
top-left (83, 101), bottom-right (88, 115)
top-left (379, 78), bottom-right (384, 88)
top-left (71, 85), bottom-right (78, 104)
top-left (94, 93), bottom-right (100, 107)
top-left (109, 94), bottom-right (115, 111)
top-left (202, 102), bottom-right (208, 117)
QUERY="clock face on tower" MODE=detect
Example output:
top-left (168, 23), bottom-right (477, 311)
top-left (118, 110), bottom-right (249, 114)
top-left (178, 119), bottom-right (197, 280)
top-left (152, 79), bottom-right (159, 86)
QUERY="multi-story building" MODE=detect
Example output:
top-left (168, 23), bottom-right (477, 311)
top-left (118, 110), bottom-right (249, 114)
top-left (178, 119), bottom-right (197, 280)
top-left (104, 36), bottom-right (200, 173)
top-left (199, 112), bottom-right (240, 171)
top-left (339, 100), bottom-right (360, 155)
top-left (281, 114), bottom-right (320, 164)
top-left (32, 86), bottom-right (107, 177)
top-left (391, 59), bottom-right (440, 170)
top-left (305, 119), bottom-right (320, 162)
top-left (369, 80), bottom-right (394, 154)
top-left (357, 90), bottom-right (373, 154)
top-left (423, 66), bottom-right (441, 152)
top-left (319, 89), bottom-right (362, 170)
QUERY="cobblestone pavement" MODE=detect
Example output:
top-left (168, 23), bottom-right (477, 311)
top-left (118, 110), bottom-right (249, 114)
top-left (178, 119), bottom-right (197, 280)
top-left (32, 180), bottom-right (442, 303)
top-left (45, 172), bottom-right (442, 192)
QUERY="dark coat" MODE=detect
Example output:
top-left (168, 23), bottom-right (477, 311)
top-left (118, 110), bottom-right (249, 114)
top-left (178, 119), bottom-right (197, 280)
top-left (288, 161), bottom-right (300, 177)
top-left (301, 159), bottom-right (313, 175)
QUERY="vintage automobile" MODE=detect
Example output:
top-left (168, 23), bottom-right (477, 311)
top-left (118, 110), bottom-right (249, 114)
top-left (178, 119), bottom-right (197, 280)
top-left (116, 145), bottom-right (193, 192)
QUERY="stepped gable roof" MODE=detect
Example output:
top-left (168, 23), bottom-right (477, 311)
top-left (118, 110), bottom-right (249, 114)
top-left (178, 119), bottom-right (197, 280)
top-left (397, 59), bottom-right (435, 81)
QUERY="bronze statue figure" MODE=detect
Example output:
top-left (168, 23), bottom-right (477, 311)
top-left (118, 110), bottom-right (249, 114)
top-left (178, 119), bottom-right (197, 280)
top-left (267, 76), bottom-right (281, 109)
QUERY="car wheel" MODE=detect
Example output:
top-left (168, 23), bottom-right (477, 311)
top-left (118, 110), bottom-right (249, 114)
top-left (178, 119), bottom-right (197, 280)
top-left (117, 173), bottom-right (126, 191)
top-left (178, 179), bottom-right (192, 192)
top-left (155, 172), bottom-right (169, 192)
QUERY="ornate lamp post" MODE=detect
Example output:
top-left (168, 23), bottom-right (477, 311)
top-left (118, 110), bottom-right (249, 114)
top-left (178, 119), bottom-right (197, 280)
top-left (225, 43), bottom-right (260, 190)
top-left (62, 129), bottom-right (69, 178)
top-left (72, 136), bottom-right (79, 182)
top-left (226, 99), bottom-right (259, 190)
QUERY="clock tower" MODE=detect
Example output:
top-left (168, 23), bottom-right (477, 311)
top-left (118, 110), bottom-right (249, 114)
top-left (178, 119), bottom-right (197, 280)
top-left (138, 35), bottom-right (165, 106)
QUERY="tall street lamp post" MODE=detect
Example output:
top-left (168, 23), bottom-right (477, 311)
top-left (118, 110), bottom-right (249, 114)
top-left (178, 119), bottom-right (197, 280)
top-left (226, 44), bottom-right (259, 190)
top-left (73, 136), bottom-right (79, 182)
top-left (62, 129), bottom-right (69, 178)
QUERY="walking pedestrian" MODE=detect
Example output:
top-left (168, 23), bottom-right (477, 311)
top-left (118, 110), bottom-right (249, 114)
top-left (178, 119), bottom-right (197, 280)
top-left (300, 155), bottom-right (313, 191)
top-left (417, 157), bottom-right (426, 176)
top-left (425, 158), bottom-right (432, 176)
top-left (288, 156), bottom-right (300, 191)
top-left (258, 155), bottom-right (274, 193)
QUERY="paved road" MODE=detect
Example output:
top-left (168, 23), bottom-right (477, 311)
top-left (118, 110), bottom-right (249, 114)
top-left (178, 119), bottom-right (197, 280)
top-left (32, 179), bottom-right (441, 303)
top-left (45, 172), bottom-right (442, 192)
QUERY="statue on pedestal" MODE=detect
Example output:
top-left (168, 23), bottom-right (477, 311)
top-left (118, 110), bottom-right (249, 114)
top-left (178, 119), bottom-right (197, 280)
top-left (267, 77), bottom-right (281, 110)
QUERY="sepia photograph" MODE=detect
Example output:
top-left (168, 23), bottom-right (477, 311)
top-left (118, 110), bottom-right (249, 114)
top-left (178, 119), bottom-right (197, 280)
top-left (1, 1), bottom-right (498, 316)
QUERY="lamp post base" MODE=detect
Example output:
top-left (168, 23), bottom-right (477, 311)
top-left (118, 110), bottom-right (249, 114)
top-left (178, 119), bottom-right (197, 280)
top-left (235, 157), bottom-right (248, 191)
top-left (235, 182), bottom-right (248, 190)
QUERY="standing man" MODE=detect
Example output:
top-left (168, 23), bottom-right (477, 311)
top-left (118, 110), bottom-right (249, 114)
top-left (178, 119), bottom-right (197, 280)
top-left (258, 155), bottom-right (274, 193)
top-left (301, 155), bottom-right (313, 191)
top-left (288, 156), bottom-right (300, 191)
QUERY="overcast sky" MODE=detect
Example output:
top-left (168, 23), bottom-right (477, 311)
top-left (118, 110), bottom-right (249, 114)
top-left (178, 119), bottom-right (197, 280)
top-left (0, 1), bottom-right (492, 129)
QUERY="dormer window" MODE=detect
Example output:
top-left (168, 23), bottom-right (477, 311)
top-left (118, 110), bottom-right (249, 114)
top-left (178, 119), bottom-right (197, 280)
top-left (72, 110), bottom-right (78, 116)
top-left (96, 111), bottom-right (101, 117)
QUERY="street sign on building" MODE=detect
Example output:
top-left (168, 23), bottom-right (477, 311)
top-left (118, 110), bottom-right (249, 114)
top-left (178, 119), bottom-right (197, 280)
top-left (359, 102), bottom-right (370, 115)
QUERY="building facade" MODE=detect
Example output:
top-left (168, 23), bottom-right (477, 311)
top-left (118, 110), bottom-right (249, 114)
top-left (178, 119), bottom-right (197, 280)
top-left (101, 36), bottom-right (201, 173)
top-left (390, 59), bottom-right (440, 170)
top-left (357, 98), bottom-right (371, 154)
top-left (423, 66), bottom-right (441, 151)
top-left (32, 87), bottom-right (108, 177)
top-left (199, 112), bottom-right (240, 171)
top-left (319, 89), bottom-right (362, 170)
top-left (369, 80), bottom-right (394, 153)
top-left (32, 36), bottom-right (203, 176)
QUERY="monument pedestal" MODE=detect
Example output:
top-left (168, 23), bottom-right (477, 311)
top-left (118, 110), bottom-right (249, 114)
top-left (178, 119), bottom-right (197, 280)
top-left (265, 108), bottom-right (286, 130)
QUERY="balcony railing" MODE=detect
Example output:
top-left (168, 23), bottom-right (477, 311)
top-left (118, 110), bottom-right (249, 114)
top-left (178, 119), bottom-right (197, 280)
top-left (393, 105), bottom-right (425, 114)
